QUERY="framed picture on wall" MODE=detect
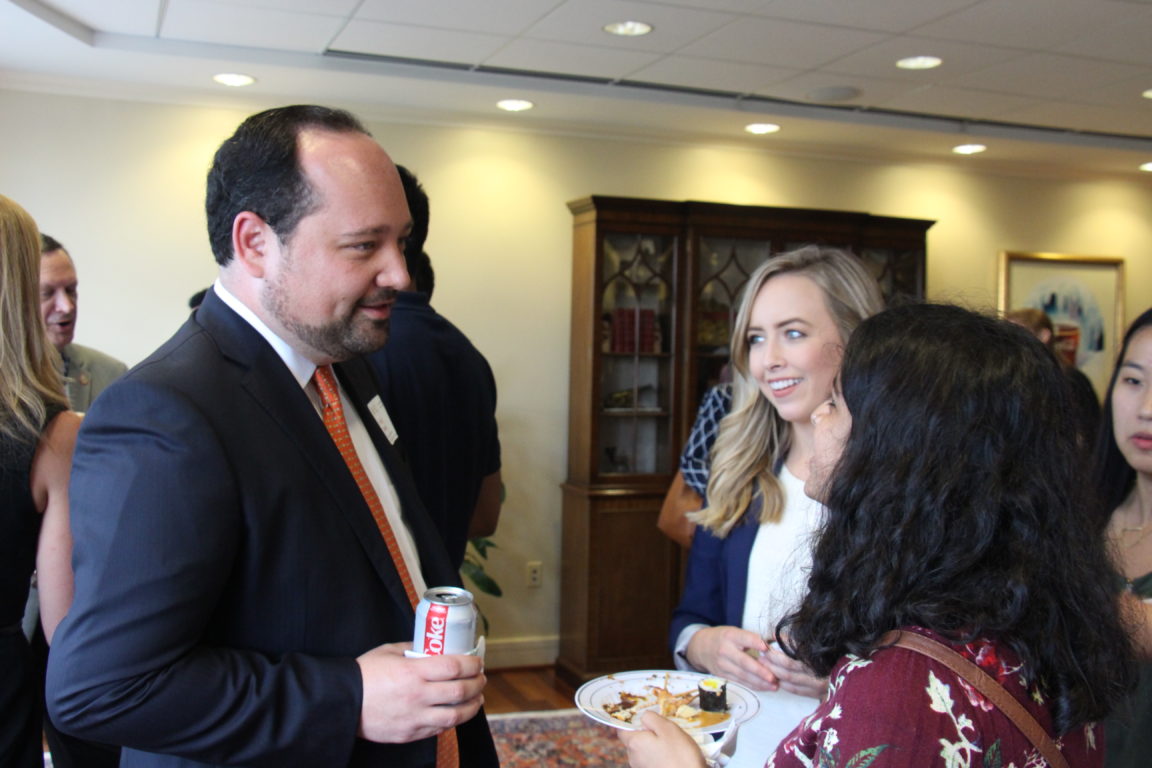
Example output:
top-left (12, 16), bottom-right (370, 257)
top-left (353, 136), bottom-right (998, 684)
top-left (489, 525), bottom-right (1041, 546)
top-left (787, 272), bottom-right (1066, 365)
top-left (997, 250), bottom-right (1125, 397)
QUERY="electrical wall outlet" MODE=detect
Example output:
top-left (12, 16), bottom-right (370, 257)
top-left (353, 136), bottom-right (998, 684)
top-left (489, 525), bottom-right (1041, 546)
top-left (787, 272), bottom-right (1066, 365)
top-left (526, 560), bottom-right (543, 588)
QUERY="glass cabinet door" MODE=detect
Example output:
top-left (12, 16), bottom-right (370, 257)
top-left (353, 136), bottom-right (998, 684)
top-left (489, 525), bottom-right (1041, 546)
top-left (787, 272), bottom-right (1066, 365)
top-left (693, 236), bottom-right (772, 396)
top-left (598, 232), bottom-right (675, 476)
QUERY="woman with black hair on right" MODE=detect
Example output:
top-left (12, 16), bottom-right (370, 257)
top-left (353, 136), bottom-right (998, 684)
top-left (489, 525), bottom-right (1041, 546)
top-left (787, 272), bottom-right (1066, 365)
top-left (1092, 307), bottom-right (1152, 768)
top-left (622, 304), bottom-right (1136, 767)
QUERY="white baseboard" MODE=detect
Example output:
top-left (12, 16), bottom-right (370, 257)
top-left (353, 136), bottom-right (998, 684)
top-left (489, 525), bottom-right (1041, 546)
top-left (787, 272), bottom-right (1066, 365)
top-left (483, 634), bottom-right (559, 669)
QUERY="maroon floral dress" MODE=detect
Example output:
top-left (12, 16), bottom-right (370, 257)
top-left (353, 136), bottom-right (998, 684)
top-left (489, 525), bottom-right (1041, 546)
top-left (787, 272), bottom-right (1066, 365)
top-left (768, 627), bottom-right (1102, 768)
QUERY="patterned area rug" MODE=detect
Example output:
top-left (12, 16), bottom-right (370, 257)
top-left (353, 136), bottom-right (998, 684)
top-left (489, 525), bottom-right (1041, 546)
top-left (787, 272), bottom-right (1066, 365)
top-left (488, 708), bottom-right (628, 767)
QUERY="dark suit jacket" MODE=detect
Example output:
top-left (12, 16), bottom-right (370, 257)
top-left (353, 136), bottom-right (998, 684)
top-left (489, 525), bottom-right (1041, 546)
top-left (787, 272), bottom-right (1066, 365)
top-left (46, 291), bottom-right (498, 768)
top-left (368, 292), bottom-right (501, 569)
top-left (668, 500), bottom-right (761, 652)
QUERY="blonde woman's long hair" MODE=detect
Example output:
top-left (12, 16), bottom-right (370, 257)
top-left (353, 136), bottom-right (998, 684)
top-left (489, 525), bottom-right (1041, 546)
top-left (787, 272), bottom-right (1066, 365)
top-left (692, 246), bottom-right (884, 536)
top-left (0, 194), bottom-right (66, 444)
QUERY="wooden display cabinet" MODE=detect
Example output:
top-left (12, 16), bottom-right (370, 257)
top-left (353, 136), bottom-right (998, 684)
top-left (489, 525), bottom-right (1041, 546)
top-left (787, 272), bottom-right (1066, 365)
top-left (557, 196), bottom-right (933, 686)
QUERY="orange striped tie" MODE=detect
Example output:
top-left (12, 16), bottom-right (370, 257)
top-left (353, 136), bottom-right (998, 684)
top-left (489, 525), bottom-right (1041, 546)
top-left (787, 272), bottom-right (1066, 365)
top-left (313, 365), bottom-right (459, 768)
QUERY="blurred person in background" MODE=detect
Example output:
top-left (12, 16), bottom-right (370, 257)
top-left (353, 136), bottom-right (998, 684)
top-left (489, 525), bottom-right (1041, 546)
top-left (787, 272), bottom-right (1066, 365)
top-left (0, 195), bottom-right (80, 768)
top-left (1006, 306), bottom-right (1100, 451)
top-left (1092, 307), bottom-right (1152, 768)
top-left (38, 234), bottom-right (127, 411)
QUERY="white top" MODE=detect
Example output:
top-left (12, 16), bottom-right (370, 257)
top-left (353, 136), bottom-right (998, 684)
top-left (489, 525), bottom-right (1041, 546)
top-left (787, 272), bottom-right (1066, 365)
top-left (741, 466), bottom-right (822, 636)
top-left (732, 466), bottom-right (824, 768)
top-left (212, 281), bottom-right (427, 599)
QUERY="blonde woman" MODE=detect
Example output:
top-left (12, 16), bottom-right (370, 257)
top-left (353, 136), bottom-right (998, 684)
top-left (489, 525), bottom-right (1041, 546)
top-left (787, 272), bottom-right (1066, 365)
top-left (0, 194), bottom-right (80, 767)
top-left (670, 246), bottom-right (884, 763)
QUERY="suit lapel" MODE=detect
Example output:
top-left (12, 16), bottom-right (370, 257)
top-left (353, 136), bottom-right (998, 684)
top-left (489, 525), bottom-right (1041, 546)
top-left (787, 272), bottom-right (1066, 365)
top-left (195, 294), bottom-right (419, 617)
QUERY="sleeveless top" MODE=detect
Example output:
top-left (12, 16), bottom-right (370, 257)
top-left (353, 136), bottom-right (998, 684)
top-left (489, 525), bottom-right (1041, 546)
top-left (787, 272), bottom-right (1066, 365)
top-left (1, 403), bottom-right (66, 627)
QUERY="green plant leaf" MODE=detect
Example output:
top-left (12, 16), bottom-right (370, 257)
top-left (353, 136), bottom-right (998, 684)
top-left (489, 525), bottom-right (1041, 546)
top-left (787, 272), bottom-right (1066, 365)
top-left (469, 537), bottom-right (498, 559)
top-left (461, 560), bottom-right (503, 597)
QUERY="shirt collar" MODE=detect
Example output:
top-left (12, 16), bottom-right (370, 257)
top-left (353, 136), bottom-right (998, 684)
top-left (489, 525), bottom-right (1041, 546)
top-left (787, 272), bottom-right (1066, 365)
top-left (211, 279), bottom-right (317, 390)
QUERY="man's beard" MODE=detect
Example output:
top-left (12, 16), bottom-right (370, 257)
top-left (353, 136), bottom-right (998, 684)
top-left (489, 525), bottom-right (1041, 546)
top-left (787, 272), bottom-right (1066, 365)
top-left (263, 273), bottom-right (393, 361)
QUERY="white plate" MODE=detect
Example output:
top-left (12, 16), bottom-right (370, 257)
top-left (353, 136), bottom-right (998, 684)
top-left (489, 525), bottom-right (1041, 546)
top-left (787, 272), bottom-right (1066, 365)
top-left (574, 670), bottom-right (759, 732)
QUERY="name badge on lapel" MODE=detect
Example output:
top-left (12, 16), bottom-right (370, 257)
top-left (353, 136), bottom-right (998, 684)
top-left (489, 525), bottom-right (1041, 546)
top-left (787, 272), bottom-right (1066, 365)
top-left (367, 396), bottom-right (399, 444)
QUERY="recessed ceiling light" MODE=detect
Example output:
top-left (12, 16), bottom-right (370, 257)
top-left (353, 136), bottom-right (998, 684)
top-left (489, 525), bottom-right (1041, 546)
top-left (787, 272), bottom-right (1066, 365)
top-left (897, 56), bottom-right (942, 70)
top-left (952, 143), bottom-right (987, 155)
top-left (603, 20), bottom-right (652, 36)
top-left (497, 99), bottom-right (534, 112)
top-left (212, 72), bottom-right (255, 87)
top-left (1140, 162), bottom-right (1152, 172)
top-left (745, 123), bottom-right (781, 135)
top-left (1143, 89), bottom-right (1152, 100)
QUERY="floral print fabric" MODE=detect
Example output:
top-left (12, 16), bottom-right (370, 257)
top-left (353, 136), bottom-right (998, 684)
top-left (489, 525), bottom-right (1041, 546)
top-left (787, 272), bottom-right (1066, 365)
top-left (767, 627), bottom-right (1101, 768)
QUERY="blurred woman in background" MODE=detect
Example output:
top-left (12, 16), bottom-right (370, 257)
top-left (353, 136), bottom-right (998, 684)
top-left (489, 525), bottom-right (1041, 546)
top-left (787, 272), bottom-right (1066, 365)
top-left (1093, 307), bottom-right (1152, 768)
top-left (0, 194), bottom-right (79, 767)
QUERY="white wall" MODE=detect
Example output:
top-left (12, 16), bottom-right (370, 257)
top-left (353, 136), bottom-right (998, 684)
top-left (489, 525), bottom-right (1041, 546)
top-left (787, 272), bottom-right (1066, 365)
top-left (2, 89), bottom-right (1150, 666)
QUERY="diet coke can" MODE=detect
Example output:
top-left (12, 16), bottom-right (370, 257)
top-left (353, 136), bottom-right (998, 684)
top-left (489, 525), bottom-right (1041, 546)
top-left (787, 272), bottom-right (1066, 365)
top-left (414, 586), bottom-right (477, 655)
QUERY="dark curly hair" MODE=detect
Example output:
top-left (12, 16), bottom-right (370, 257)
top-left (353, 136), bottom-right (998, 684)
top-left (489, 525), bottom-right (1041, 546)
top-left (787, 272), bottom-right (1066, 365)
top-left (205, 105), bottom-right (369, 266)
top-left (1091, 307), bottom-right (1152, 520)
top-left (778, 303), bottom-right (1136, 734)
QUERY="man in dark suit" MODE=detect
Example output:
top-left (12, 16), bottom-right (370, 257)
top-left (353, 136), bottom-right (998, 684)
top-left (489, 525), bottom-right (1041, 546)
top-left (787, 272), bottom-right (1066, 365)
top-left (46, 105), bottom-right (497, 767)
top-left (369, 166), bottom-right (503, 571)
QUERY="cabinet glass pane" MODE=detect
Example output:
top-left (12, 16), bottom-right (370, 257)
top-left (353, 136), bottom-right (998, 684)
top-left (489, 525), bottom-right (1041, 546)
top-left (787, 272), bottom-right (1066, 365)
top-left (694, 237), bottom-right (771, 394)
top-left (598, 233), bottom-right (674, 475)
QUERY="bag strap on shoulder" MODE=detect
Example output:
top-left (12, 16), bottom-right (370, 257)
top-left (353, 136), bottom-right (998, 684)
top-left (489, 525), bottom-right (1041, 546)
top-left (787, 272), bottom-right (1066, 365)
top-left (878, 629), bottom-right (1069, 768)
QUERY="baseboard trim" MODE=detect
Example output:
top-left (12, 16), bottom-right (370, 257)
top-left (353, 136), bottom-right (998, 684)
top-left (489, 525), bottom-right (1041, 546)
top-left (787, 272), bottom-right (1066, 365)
top-left (484, 635), bottom-right (559, 669)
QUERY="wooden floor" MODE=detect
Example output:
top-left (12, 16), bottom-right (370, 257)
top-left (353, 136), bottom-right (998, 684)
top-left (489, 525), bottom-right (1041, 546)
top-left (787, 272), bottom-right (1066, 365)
top-left (484, 666), bottom-right (577, 714)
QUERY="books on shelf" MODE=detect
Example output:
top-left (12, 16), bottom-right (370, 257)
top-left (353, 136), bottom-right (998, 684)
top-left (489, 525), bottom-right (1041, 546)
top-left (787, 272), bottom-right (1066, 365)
top-left (610, 308), bottom-right (660, 354)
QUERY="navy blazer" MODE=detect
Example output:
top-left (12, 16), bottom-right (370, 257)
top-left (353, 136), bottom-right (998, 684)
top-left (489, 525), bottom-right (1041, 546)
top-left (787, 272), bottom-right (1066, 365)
top-left (669, 498), bottom-right (762, 652)
top-left (46, 291), bottom-right (497, 768)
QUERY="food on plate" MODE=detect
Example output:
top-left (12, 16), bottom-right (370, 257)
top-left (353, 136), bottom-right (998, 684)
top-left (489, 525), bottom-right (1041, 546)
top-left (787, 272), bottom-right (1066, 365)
top-left (602, 673), bottom-right (730, 729)
top-left (604, 691), bottom-right (647, 722)
top-left (654, 685), bottom-right (696, 717)
top-left (698, 677), bottom-right (727, 712)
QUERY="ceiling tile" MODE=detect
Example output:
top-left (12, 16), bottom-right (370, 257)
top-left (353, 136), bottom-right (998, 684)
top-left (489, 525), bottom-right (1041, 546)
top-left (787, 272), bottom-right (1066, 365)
top-left (354, 0), bottom-right (557, 36)
top-left (876, 85), bottom-right (1040, 121)
top-left (631, 0), bottom-right (775, 12)
top-left (523, 0), bottom-right (736, 51)
top-left (483, 39), bottom-right (662, 79)
top-left (161, 0), bottom-right (345, 52)
top-left (1067, 74), bottom-right (1152, 109)
top-left (747, 0), bottom-right (976, 33)
top-left (205, 0), bottom-right (360, 14)
top-left (629, 55), bottom-right (799, 94)
top-left (1057, 10), bottom-right (1152, 66)
top-left (948, 53), bottom-right (1149, 101)
top-left (41, 0), bottom-right (163, 35)
top-left (999, 100), bottom-right (1151, 136)
top-left (680, 17), bottom-right (887, 69)
top-left (911, 0), bottom-right (1111, 50)
top-left (329, 20), bottom-right (507, 64)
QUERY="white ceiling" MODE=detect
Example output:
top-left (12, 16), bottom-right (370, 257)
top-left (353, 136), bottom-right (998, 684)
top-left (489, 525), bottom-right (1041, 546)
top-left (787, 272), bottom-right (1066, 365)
top-left (2, 0), bottom-right (1151, 176)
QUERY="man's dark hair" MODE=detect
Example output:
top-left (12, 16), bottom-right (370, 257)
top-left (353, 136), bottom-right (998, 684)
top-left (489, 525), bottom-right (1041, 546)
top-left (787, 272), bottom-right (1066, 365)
top-left (395, 165), bottom-right (429, 258)
top-left (205, 105), bottom-right (369, 266)
top-left (394, 165), bottom-right (433, 295)
top-left (40, 233), bottom-right (65, 254)
top-left (188, 288), bottom-right (209, 310)
top-left (406, 250), bottom-right (436, 297)
top-left (778, 303), bottom-right (1136, 733)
